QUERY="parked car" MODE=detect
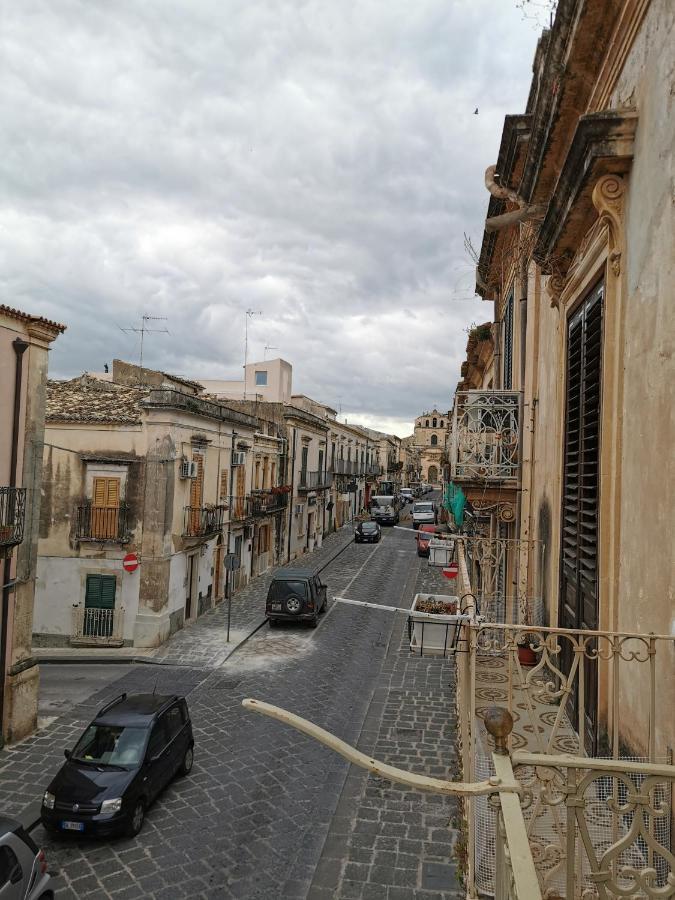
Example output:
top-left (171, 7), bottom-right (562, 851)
top-left (412, 501), bottom-right (436, 529)
top-left (0, 815), bottom-right (52, 899)
top-left (355, 521), bottom-right (381, 544)
top-left (416, 524), bottom-right (437, 557)
top-left (399, 488), bottom-right (414, 505)
top-left (266, 569), bottom-right (327, 627)
top-left (41, 693), bottom-right (194, 839)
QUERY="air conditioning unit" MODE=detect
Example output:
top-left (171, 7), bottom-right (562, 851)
top-left (232, 451), bottom-right (246, 466)
top-left (179, 460), bottom-right (198, 479)
top-left (294, 503), bottom-right (304, 516)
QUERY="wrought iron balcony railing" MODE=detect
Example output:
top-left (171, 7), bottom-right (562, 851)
top-left (0, 486), bottom-right (26, 550)
top-left (247, 491), bottom-right (288, 516)
top-left (76, 501), bottom-right (130, 542)
top-left (450, 537), bottom-right (675, 899)
top-left (71, 606), bottom-right (124, 647)
top-left (298, 470), bottom-right (333, 491)
top-left (183, 504), bottom-right (227, 537)
top-left (451, 390), bottom-right (521, 482)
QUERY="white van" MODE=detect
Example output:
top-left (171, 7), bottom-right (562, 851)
top-left (399, 488), bottom-right (414, 504)
top-left (412, 500), bottom-right (436, 529)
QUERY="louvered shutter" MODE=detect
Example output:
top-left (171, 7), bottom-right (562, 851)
top-left (560, 280), bottom-right (603, 752)
top-left (85, 574), bottom-right (116, 609)
top-left (92, 477), bottom-right (121, 539)
top-left (503, 294), bottom-right (514, 390)
top-left (219, 470), bottom-right (228, 501)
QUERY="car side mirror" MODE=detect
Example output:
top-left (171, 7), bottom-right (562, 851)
top-left (64, 748), bottom-right (71, 760)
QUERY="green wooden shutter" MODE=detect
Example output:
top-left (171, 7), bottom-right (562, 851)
top-left (85, 574), bottom-right (116, 609)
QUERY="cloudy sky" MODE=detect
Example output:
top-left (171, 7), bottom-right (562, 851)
top-left (1, 1), bottom-right (539, 436)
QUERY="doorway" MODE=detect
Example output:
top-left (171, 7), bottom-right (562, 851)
top-left (185, 553), bottom-right (198, 622)
top-left (213, 537), bottom-right (224, 603)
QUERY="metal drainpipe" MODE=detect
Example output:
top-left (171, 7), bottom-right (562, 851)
top-left (493, 293), bottom-right (502, 390)
top-left (1, 338), bottom-right (28, 741)
top-left (225, 430), bottom-right (236, 597)
top-left (287, 427), bottom-right (296, 562)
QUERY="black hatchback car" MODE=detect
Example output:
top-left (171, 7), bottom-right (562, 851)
top-left (354, 521), bottom-right (381, 544)
top-left (266, 569), bottom-right (327, 628)
top-left (41, 693), bottom-right (194, 838)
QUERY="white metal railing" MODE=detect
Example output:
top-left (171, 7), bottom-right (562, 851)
top-left (451, 391), bottom-right (521, 482)
top-left (71, 606), bottom-right (125, 646)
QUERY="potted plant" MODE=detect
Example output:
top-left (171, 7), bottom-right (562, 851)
top-left (517, 633), bottom-right (539, 667)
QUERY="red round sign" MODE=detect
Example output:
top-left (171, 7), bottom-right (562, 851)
top-left (442, 563), bottom-right (459, 580)
top-left (123, 553), bottom-right (139, 573)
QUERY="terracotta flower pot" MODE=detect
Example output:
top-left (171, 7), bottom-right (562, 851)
top-left (517, 644), bottom-right (537, 667)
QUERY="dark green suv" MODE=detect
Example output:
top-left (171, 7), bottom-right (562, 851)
top-left (266, 569), bottom-right (328, 628)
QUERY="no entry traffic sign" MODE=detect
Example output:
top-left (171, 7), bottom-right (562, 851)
top-left (123, 553), bottom-right (139, 573)
top-left (442, 562), bottom-right (459, 580)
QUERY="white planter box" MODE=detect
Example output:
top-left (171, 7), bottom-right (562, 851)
top-left (409, 593), bottom-right (460, 654)
top-left (428, 538), bottom-right (455, 568)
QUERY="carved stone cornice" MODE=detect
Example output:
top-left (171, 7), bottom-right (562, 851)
top-left (534, 109), bottom-right (637, 272)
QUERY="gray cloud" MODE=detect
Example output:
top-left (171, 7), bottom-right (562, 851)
top-left (0, 0), bottom-right (538, 434)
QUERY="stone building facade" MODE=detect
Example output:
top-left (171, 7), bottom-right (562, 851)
top-left (34, 365), bottom-right (258, 649)
top-left (461, 0), bottom-right (675, 758)
top-left (412, 409), bottom-right (449, 485)
top-left (0, 305), bottom-right (64, 743)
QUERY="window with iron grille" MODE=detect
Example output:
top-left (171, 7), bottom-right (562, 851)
top-left (503, 292), bottom-right (514, 389)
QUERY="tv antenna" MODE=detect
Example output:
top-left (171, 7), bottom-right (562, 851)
top-left (263, 343), bottom-right (278, 360)
top-left (119, 314), bottom-right (169, 373)
top-left (243, 309), bottom-right (263, 399)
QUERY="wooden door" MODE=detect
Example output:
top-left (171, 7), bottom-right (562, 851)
top-left (559, 281), bottom-right (603, 753)
top-left (92, 477), bottom-right (120, 539)
top-left (235, 465), bottom-right (245, 518)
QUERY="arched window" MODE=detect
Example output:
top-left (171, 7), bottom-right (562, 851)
top-left (430, 434), bottom-right (438, 446)
top-left (432, 417), bottom-right (437, 428)
top-left (440, 420), bottom-right (444, 428)
top-left (425, 419), bottom-right (429, 427)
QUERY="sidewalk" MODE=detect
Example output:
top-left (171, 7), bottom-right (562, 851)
top-left (34, 526), bottom-right (357, 669)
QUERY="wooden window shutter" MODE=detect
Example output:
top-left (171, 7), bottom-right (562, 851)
top-left (92, 477), bottom-right (121, 539)
top-left (503, 293), bottom-right (514, 390)
top-left (219, 470), bottom-right (228, 501)
top-left (85, 574), bottom-right (116, 609)
top-left (190, 454), bottom-right (204, 509)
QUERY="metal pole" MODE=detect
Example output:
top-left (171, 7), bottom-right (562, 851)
top-left (226, 579), bottom-right (232, 643)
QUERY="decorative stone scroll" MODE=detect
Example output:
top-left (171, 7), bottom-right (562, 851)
top-left (592, 173), bottom-right (626, 276)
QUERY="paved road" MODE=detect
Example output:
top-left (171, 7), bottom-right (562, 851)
top-left (2, 497), bottom-right (461, 899)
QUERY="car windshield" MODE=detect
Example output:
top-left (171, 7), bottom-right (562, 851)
top-left (361, 523), bottom-right (378, 532)
top-left (72, 724), bottom-right (147, 767)
top-left (414, 503), bottom-right (433, 512)
top-left (270, 580), bottom-right (309, 601)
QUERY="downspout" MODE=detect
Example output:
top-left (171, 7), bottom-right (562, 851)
top-left (1, 338), bottom-right (28, 741)
top-left (225, 429), bottom-right (236, 597)
top-left (287, 427), bottom-right (296, 562)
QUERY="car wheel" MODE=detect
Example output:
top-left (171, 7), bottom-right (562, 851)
top-left (286, 596), bottom-right (302, 615)
top-left (321, 596), bottom-right (327, 613)
top-left (127, 801), bottom-right (145, 838)
top-left (268, 618), bottom-right (279, 628)
top-left (178, 744), bottom-right (194, 777)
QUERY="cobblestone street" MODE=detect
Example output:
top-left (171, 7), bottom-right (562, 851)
top-left (0, 505), bottom-right (463, 899)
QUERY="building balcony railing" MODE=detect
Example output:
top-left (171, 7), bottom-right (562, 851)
top-left (76, 501), bottom-right (130, 542)
top-left (450, 390), bottom-right (521, 482)
top-left (247, 491), bottom-right (288, 516)
top-left (298, 470), bottom-right (333, 491)
top-left (449, 537), bottom-right (675, 899)
top-left (183, 504), bottom-right (227, 537)
top-left (0, 486), bottom-right (26, 551)
top-left (229, 495), bottom-right (250, 522)
top-left (366, 464), bottom-right (382, 476)
top-left (71, 605), bottom-right (125, 647)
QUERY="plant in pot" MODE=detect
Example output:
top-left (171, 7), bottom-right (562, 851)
top-left (517, 633), bottom-right (539, 667)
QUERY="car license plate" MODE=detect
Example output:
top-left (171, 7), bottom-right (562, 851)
top-left (271, 603), bottom-right (282, 611)
top-left (61, 821), bottom-right (85, 832)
